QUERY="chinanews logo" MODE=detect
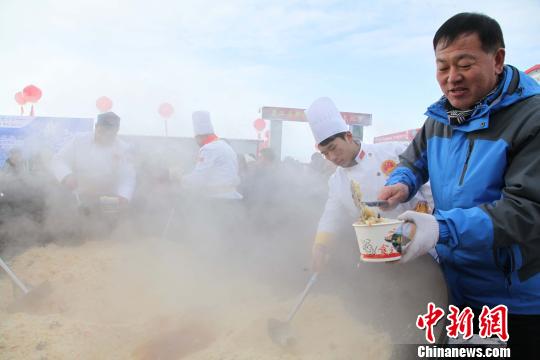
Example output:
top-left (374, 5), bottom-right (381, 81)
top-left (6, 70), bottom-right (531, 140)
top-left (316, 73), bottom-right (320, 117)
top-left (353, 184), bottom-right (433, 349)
top-left (416, 302), bottom-right (509, 344)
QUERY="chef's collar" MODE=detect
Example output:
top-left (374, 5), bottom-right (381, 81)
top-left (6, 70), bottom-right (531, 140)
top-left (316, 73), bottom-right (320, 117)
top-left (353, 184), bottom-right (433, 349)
top-left (354, 143), bottom-right (366, 163)
top-left (201, 134), bottom-right (219, 146)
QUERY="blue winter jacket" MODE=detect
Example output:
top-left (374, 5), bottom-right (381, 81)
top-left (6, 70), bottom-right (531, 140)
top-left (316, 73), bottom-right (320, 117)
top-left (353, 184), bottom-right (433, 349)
top-left (387, 65), bottom-right (540, 314)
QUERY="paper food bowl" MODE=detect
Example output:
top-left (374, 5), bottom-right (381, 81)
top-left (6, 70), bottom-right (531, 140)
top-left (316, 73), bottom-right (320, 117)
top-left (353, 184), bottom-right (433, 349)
top-left (352, 219), bottom-right (404, 263)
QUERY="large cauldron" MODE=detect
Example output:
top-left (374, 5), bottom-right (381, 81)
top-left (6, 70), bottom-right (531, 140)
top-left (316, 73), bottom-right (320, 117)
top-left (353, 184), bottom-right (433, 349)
top-left (308, 231), bottom-right (448, 358)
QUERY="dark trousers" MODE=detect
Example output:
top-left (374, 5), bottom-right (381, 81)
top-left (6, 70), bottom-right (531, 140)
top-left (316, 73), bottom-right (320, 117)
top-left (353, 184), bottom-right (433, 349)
top-left (506, 313), bottom-right (540, 358)
top-left (458, 306), bottom-right (540, 358)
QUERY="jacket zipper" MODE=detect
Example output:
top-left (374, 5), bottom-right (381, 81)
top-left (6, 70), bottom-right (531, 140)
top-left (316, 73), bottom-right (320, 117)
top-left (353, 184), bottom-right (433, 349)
top-left (508, 247), bottom-right (516, 287)
top-left (459, 139), bottom-right (475, 186)
top-left (495, 247), bottom-right (513, 292)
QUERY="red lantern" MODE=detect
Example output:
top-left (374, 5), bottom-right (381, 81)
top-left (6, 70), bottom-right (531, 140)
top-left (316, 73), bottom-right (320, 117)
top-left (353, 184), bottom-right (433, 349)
top-left (253, 118), bottom-right (266, 132)
top-left (14, 92), bottom-right (26, 115)
top-left (158, 103), bottom-right (174, 118)
top-left (14, 92), bottom-right (26, 105)
top-left (96, 96), bottom-right (113, 112)
top-left (22, 85), bottom-right (42, 103)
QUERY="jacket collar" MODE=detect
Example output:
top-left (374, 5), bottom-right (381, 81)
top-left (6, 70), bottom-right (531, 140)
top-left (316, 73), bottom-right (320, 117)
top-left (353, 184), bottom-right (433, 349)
top-left (425, 65), bottom-right (540, 132)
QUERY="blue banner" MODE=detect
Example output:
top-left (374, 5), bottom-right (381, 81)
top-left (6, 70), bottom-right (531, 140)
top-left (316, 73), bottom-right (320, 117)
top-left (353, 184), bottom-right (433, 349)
top-left (0, 115), bottom-right (93, 166)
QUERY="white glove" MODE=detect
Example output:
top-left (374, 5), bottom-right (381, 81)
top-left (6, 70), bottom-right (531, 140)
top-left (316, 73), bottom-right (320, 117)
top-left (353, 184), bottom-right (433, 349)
top-left (397, 210), bottom-right (439, 263)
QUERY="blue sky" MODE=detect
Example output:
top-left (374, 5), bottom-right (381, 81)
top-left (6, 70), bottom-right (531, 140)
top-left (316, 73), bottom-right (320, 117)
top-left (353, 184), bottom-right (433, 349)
top-left (1, 0), bottom-right (539, 161)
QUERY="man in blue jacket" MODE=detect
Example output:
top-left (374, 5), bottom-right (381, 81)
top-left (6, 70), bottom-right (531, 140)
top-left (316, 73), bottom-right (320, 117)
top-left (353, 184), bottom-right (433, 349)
top-left (379, 13), bottom-right (540, 351)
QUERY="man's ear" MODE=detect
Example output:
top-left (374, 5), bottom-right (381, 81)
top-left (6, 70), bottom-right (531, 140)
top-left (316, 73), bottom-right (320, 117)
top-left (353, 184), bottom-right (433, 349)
top-left (494, 48), bottom-right (506, 75)
top-left (345, 131), bottom-right (354, 143)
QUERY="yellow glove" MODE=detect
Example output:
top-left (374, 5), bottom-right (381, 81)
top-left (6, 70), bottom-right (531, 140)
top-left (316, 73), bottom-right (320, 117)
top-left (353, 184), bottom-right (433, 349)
top-left (312, 232), bottom-right (333, 272)
top-left (314, 231), bottom-right (332, 246)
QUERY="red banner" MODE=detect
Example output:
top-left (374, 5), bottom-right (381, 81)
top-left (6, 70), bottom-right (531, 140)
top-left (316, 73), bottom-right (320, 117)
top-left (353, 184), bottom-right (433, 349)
top-left (261, 106), bottom-right (372, 126)
top-left (374, 129), bottom-right (420, 143)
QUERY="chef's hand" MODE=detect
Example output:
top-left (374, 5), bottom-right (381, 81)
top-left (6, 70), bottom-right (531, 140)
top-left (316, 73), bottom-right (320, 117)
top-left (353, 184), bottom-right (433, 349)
top-left (61, 174), bottom-right (78, 191)
top-left (397, 211), bottom-right (439, 263)
top-left (378, 183), bottom-right (409, 210)
top-left (311, 243), bottom-right (329, 273)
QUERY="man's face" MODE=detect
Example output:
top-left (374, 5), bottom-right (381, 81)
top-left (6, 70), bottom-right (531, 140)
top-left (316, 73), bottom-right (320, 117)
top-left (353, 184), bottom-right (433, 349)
top-left (94, 125), bottom-right (118, 145)
top-left (435, 33), bottom-right (505, 110)
top-left (318, 133), bottom-right (357, 168)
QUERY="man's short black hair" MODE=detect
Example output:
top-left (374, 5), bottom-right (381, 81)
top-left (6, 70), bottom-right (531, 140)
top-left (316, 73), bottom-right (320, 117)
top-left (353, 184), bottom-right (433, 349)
top-left (319, 132), bottom-right (347, 147)
top-left (433, 12), bottom-right (505, 53)
top-left (96, 111), bottom-right (120, 128)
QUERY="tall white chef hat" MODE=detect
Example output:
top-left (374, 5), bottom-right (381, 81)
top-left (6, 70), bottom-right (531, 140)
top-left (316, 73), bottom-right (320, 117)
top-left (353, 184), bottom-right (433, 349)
top-left (305, 97), bottom-right (349, 144)
top-left (192, 111), bottom-right (215, 136)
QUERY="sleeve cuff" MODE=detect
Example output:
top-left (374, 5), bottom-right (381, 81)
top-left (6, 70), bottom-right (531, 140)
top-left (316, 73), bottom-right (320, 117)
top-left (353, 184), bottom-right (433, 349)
top-left (436, 219), bottom-right (451, 244)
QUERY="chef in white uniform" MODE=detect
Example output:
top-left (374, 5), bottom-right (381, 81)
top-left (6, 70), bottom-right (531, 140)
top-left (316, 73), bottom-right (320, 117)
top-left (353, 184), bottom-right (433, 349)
top-left (51, 112), bottom-right (136, 205)
top-left (306, 97), bottom-right (432, 271)
top-left (182, 111), bottom-right (242, 200)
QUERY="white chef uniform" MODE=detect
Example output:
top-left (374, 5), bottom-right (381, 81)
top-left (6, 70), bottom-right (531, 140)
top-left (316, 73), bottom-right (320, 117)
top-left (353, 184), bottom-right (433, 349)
top-left (182, 111), bottom-right (242, 200)
top-left (305, 97), bottom-right (432, 246)
top-left (50, 133), bottom-right (136, 200)
top-left (317, 141), bottom-right (431, 235)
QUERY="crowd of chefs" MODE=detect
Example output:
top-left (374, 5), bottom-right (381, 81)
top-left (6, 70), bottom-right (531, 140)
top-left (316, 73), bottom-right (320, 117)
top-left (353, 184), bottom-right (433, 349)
top-left (0, 109), bottom-right (333, 248)
top-left (0, 11), bottom-right (539, 354)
